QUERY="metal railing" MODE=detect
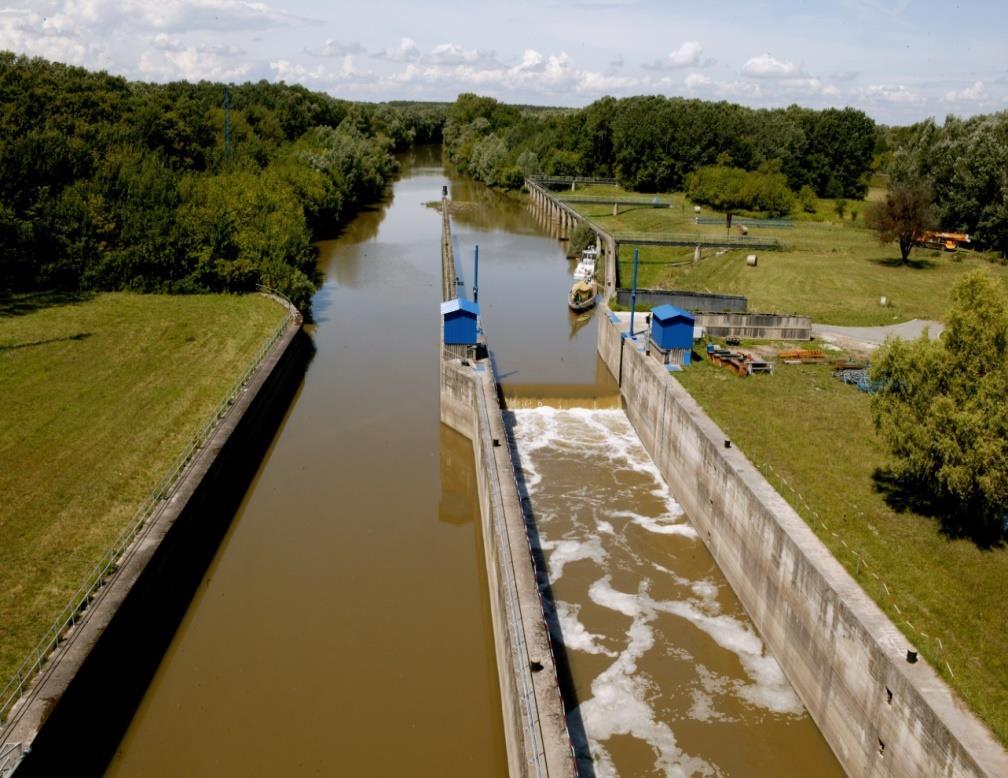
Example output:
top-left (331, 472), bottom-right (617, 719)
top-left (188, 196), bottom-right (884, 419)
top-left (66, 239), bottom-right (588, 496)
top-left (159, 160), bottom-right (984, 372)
top-left (614, 232), bottom-right (783, 249)
top-left (0, 288), bottom-right (298, 734)
top-left (557, 195), bottom-right (673, 207)
top-left (529, 175), bottom-right (617, 187)
top-left (0, 743), bottom-right (22, 778)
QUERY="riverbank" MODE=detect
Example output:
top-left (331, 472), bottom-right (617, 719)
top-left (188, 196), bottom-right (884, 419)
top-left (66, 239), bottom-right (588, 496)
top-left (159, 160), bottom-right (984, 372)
top-left (0, 292), bottom-right (289, 692)
top-left (560, 183), bottom-right (1008, 326)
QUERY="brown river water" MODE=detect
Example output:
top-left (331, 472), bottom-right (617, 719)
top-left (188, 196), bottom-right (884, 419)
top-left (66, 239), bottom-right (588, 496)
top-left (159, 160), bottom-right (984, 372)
top-left (104, 148), bottom-right (841, 776)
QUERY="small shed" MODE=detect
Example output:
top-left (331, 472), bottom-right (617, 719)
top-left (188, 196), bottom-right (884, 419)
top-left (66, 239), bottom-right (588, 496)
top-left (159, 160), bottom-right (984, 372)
top-left (650, 304), bottom-right (695, 366)
top-left (441, 298), bottom-right (480, 345)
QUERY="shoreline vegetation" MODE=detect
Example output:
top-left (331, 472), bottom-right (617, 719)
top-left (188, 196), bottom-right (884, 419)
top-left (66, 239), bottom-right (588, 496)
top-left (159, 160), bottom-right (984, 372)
top-left (0, 53), bottom-right (446, 313)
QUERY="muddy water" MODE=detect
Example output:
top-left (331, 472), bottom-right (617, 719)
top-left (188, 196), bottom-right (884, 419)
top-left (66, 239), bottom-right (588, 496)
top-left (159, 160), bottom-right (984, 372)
top-left (105, 148), bottom-right (840, 776)
top-left (508, 409), bottom-right (843, 777)
top-left (105, 149), bottom-right (512, 777)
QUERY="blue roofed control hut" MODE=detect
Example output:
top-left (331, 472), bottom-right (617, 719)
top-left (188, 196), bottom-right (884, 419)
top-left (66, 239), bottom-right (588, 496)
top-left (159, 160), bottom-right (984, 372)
top-left (649, 304), bottom-right (695, 366)
top-left (441, 297), bottom-right (480, 346)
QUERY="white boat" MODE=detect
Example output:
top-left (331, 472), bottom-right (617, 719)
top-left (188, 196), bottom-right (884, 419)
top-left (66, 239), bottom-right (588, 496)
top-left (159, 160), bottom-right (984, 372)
top-left (573, 245), bottom-right (598, 282)
top-left (568, 279), bottom-right (597, 312)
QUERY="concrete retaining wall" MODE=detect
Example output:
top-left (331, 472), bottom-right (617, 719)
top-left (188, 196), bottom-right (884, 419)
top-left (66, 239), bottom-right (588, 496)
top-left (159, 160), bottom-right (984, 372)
top-left (441, 356), bottom-right (574, 778)
top-left (597, 306), bottom-right (1008, 778)
top-left (615, 288), bottom-right (748, 313)
top-left (696, 311), bottom-right (812, 340)
top-left (4, 311), bottom-right (310, 777)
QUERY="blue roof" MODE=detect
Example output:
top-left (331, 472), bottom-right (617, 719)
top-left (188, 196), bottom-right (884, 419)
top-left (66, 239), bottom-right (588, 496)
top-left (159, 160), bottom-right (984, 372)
top-left (651, 304), bottom-right (693, 322)
top-left (440, 298), bottom-right (480, 316)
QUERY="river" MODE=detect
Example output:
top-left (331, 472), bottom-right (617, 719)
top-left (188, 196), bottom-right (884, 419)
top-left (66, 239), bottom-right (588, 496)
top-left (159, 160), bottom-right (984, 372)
top-left (105, 148), bottom-right (839, 776)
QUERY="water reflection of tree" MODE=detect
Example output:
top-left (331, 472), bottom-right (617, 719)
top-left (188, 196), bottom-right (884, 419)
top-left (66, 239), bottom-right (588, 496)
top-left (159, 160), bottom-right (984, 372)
top-left (447, 173), bottom-right (543, 235)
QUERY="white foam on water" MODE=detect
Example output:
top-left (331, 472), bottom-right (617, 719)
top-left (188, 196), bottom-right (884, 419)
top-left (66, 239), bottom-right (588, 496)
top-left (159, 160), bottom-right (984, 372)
top-left (540, 537), bottom-right (606, 583)
top-left (611, 509), bottom-right (699, 538)
top-left (510, 407), bottom-right (807, 774)
top-left (554, 600), bottom-right (617, 657)
top-left (651, 599), bottom-right (804, 716)
top-left (576, 577), bottom-right (716, 778)
top-left (688, 665), bottom-right (733, 723)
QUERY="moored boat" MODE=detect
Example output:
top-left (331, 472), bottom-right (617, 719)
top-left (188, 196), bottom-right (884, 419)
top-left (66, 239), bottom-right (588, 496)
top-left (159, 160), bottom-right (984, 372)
top-left (573, 245), bottom-right (598, 282)
top-left (568, 279), bottom-right (596, 312)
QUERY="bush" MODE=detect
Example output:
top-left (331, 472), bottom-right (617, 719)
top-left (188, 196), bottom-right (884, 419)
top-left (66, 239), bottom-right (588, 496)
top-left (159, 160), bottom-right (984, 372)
top-left (798, 185), bottom-right (817, 213)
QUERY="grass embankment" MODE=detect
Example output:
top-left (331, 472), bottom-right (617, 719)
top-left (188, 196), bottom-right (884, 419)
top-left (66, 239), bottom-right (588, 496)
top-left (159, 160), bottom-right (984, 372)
top-left (676, 359), bottom-right (1008, 746)
top-left (563, 184), bottom-right (1008, 325)
top-left (0, 292), bottom-right (288, 688)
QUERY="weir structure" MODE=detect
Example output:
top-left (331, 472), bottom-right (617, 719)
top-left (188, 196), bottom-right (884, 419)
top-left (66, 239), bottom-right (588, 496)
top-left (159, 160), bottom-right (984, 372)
top-left (595, 302), bottom-right (1008, 777)
top-left (438, 193), bottom-right (575, 778)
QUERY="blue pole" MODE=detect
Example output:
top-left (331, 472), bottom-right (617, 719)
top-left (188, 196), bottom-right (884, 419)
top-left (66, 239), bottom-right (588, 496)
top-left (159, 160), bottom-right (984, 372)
top-left (473, 244), bottom-right (479, 303)
top-left (629, 247), bottom-right (639, 337)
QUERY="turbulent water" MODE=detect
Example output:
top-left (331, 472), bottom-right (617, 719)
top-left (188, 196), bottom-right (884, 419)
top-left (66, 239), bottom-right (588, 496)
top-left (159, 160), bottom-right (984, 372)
top-left (508, 408), bottom-right (841, 777)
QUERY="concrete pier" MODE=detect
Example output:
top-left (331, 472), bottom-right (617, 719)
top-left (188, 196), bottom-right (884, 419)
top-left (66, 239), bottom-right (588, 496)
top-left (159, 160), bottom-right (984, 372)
top-left (439, 197), bottom-right (575, 778)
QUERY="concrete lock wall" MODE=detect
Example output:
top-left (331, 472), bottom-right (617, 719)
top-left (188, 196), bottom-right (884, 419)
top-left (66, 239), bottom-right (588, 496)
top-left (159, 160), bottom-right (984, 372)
top-left (5, 310), bottom-right (309, 777)
top-left (597, 306), bottom-right (1008, 778)
top-left (615, 288), bottom-right (748, 314)
top-left (696, 311), bottom-right (812, 340)
top-left (440, 356), bottom-right (575, 778)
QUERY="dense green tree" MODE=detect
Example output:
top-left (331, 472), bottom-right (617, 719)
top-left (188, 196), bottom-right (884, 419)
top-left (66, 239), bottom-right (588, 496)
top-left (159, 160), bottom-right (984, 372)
top-left (0, 52), bottom-right (445, 310)
top-left (686, 165), bottom-right (794, 217)
top-left (870, 271), bottom-right (1008, 537)
top-left (865, 178), bottom-right (938, 262)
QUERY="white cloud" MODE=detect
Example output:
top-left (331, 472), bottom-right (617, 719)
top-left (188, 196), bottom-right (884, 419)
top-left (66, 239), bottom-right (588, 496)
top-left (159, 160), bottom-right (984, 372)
top-left (643, 40), bottom-right (709, 70)
top-left (0, 8), bottom-right (110, 67)
top-left (374, 36), bottom-right (420, 62)
top-left (426, 42), bottom-right (496, 67)
top-left (742, 53), bottom-right (801, 78)
top-left (271, 54), bottom-right (376, 86)
top-left (140, 45), bottom-right (251, 81)
top-left (944, 80), bottom-right (986, 102)
top-left (859, 83), bottom-right (923, 104)
top-left (43, 0), bottom-right (307, 34)
top-left (684, 72), bottom-right (712, 90)
top-left (308, 39), bottom-right (365, 58)
top-left (389, 47), bottom-right (639, 96)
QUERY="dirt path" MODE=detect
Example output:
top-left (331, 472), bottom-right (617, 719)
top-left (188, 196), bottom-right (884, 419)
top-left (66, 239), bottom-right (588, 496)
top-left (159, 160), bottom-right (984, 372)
top-left (812, 319), bottom-right (944, 351)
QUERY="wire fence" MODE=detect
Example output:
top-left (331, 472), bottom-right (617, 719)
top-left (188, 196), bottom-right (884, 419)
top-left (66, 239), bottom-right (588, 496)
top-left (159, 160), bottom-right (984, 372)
top-left (0, 287), bottom-right (298, 733)
top-left (758, 459), bottom-right (958, 682)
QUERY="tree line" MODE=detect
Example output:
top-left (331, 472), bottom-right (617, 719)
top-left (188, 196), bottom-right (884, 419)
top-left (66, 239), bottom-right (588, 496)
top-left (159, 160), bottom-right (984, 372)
top-left (443, 93), bottom-right (877, 199)
top-left (877, 113), bottom-right (1008, 257)
top-left (0, 53), bottom-right (446, 310)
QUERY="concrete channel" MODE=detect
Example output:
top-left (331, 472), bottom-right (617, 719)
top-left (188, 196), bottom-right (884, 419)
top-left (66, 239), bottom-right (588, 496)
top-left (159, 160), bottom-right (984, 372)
top-left (596, 305), bottom-right (1008, 777)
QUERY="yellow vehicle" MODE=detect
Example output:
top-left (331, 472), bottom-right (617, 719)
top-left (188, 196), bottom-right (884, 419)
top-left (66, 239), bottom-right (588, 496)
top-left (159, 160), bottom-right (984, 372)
top-left (915, 230), bottom-right (971, 251)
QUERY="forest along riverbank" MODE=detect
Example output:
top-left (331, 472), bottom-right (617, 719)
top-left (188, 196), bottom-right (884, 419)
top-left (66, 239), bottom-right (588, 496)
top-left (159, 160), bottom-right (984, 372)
top-left (507, 408), bottom-right (843, 777)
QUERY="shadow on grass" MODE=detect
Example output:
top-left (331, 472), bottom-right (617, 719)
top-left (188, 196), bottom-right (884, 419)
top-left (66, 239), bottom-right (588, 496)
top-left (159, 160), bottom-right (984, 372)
top-left (0, 332), bottom-right (91, 351)
top-left (872, 467), bottom-right (1005, 550)
top-left (868, 256), bottom-right (938, 270)
top-left (0, 290), bottom-right (96, 318)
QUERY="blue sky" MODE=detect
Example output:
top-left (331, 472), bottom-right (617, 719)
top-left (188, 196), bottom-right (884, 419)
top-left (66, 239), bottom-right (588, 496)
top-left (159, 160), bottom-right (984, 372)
top-left (2, 0), bottom-right (1005, 124)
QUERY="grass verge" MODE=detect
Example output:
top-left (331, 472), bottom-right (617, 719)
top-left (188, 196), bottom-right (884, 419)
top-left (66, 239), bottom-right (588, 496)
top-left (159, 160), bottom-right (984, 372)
top-left (675, 358), bottom-right (1008, 746)
top-left (0, 291), bottom-right (288, 688)
top-left (557, 185), bottom-right (1008, 325)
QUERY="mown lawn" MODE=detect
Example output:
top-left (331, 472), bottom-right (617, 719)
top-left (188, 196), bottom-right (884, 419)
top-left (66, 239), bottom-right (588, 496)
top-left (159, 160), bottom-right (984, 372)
top-left (0, 292), bottom-right (288, 692)
top-left (676, 359), bottom-right (1008, 746)
top-left (558, 184), bottom-right (1008, 325)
